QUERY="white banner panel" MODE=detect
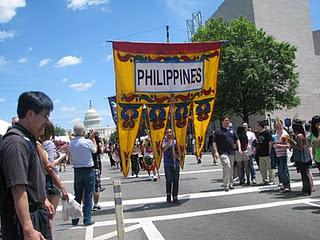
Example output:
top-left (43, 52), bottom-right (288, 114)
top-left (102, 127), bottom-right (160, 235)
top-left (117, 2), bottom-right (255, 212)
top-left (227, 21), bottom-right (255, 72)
top-left (135, 61), bottom-right (204, 92)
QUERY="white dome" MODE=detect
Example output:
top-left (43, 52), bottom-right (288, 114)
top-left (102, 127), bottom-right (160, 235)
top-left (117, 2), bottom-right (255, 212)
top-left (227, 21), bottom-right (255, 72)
top-left (84, 100), bottom-right (101, 128)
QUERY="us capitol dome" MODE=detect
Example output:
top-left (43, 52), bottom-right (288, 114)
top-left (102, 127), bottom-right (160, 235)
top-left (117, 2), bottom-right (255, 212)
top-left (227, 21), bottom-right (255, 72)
top-left (84, 100), bottom-right (102, 128)
top-left (83, 100), bottom-right (115, 140)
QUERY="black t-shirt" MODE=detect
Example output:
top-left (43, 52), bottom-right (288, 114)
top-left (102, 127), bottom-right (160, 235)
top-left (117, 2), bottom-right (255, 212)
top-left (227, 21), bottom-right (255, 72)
top-left (213, 127), bottom-right (239, 155)
top-left (0, 124), bottom-right (46, 211)
top-left (256, 130), bottom-right (272, 157)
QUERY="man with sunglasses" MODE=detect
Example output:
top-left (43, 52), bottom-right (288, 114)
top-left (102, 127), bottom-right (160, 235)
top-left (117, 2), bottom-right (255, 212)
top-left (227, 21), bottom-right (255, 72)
top-left (0, 91), bottom-right (55, 240)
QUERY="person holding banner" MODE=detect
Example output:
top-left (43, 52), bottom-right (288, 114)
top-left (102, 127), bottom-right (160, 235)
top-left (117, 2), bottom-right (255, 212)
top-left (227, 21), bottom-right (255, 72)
top-left (162, 128), bottom-right (180, 203)
top-left (143, 136), bottom-right (157, 181)
top-left (213, 116), bottom-right (241, 191)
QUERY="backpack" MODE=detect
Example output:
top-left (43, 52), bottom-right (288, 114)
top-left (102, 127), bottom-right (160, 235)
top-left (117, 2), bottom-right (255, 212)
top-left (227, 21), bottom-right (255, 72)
top-left (0, 127), bottom-right (33, 215)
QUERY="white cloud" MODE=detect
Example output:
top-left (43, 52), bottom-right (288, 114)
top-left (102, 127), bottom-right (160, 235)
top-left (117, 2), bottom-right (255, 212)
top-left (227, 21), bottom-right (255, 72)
top-left (0, 56), bottom-right (8, 65)
top-left (61, 106), bottom-right (76, 112)
top-left (0, 97), bottom-right (5, 102)
top-left (72, 118), bottom-right (82, 123)
top-left (105, 54), bottom-right (113, 61)
top-left (67, 0), bottom-right (109, 11)
top-left (0, 30), bottom-right (15, 41)
top-left (53, 99), bottom-right (61, 104)
top-left (61, 77), bottom-right (68, 83)
top-left (27, 47), bottom-right (32, 52)
top-left (69, 79), bottom-right (96, 91)
top-left (0, 0), bottom-right (26, 23)
top-left (18, 57), bottom-right (27, 64)
top-left (55, 56), bottom-right (82, 67)
top-left (38, 58), bottom-right (51, 67)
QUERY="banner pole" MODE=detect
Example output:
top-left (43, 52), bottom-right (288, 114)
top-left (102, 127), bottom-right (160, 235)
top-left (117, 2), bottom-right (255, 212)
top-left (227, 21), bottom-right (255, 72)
top-left (170, 95), bottom-right (176, 163)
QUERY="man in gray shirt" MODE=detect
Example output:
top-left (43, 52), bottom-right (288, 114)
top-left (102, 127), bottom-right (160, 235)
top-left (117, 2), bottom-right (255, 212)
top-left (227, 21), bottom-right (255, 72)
top-left (70, 124), bottom-right (97, 226)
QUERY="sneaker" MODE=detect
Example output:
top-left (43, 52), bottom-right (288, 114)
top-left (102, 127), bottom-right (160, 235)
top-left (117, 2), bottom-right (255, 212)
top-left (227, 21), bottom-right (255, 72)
top-left (148, 176), bottom-right (152, 181)
top-left (251, 179), bottom-right (257, 185)
top-left (84, 221), bottom-right (95, 226)
top-left (166, 195), bottom-right (171, 203)
top-left (93, 205), bottom-right (101, 211)
top-left (197, 159), bottom-right (201, 164)
top-left (279, 188), bottom-right (291, 193)
top-left (233, 177), bottom-right (239, 183)
top-left (224, 187), bottom-right (229, 192)
top-left (229, 185), bottom-right (234, 190)
top-left (100, 187), bottom-right (105, 192)
top-left (213, 162), bottom-right (218, 166)
top-left (72, 218), bottom-right (79, 226)
top-left (153, 177), bottom-right (157, 182)
top-left (268, 182), bottom-right (274, 185)
top-left (172, 196), bottom-right (179, 203)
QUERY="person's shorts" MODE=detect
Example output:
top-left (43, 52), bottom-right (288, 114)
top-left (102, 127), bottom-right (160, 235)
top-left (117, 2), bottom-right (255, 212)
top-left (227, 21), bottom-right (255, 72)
top-left (45, 175), bottom-right (61, 196)
top-left (235, 151), bottom-right (249, 162)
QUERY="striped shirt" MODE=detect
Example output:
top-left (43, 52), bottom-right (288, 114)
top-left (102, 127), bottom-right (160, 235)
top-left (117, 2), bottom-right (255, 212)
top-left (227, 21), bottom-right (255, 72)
top-left (274, 131), bottom-right (289, 157)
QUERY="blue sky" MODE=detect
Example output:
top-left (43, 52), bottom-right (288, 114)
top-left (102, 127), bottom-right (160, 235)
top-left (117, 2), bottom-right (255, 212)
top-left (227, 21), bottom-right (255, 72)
top-left (0, 0), bottom-right (319, 131)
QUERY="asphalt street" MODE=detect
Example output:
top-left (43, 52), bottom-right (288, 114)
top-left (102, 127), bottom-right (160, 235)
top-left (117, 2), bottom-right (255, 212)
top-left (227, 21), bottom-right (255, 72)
top-left (53, 154), bottom-right (320, 240)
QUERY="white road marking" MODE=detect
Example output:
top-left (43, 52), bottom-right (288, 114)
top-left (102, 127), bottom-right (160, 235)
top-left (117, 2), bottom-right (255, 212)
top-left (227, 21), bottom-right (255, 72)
top-left (79, 198), bottom-right (319, 240)
top-left (85, 225), bottom-right (94, 240)
top-left (141, 221), bottom-right (165, 240)
top-left (56, 180), bottom-right (320, 211)
top-left (62, 177), bottom-right (111, 184)
top-left (93, 223), bottom-right (142, 240)
top-left (62, 168), bottom-right (220, 183)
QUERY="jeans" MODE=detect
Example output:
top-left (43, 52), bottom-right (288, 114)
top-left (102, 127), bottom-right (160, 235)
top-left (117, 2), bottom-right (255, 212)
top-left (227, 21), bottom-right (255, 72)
top-left (73, 167), bottom-right (95, 225)
top-left (297, 163), bottom-right (312, 194)
top-left (276, 156), bottom-right (290, 188)
top-left (164, 165), bottom-right (180, 197)
top-left (248, 155), bottom-right (256, 180)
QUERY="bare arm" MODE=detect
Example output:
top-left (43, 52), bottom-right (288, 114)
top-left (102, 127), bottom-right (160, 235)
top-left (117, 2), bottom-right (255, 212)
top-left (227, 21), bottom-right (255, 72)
top-left (212, 142), bottom-right (219, 159)
top-left (11, 185), bottom-right (45, 240)
top-left (37, 142), bottom-right (69, 201)
top-left (236, 139), bottom-right (242, 153)
top-left (162, 138), bottom-right (172, 152)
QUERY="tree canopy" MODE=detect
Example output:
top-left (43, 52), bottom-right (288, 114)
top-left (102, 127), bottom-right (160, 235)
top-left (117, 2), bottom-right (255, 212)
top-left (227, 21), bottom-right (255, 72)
top-left (193, 17), bottom-right (300, 123)
top-left (54, 125), bottom-right (66, 136)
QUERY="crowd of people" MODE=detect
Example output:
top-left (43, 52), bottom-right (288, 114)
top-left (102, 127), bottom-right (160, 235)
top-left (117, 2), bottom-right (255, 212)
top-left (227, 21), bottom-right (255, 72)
top-left (212, 115), bottom-right (319, 196)
top-left (0, 91), bottom-right (319, 239)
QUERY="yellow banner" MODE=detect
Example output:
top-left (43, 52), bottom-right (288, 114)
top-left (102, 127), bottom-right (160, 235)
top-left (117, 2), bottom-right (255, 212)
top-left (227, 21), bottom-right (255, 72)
top-left (193, 98), bottom-right (215, 157)
top-left (117, 103), bottom-right (143, 177)
top-left (173, 101), bottom-right (191, 169)
top-left (113, 41), bottom-right (222, 176)
top-left (146, 104), bottom-right (170, 169)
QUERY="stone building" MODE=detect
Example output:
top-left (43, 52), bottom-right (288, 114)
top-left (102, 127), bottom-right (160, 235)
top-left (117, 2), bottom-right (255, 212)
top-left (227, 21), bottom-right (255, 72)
top-left (212, 0), bottom-right (320, 123)
top-left (83, 100), bottom-right (115, 140)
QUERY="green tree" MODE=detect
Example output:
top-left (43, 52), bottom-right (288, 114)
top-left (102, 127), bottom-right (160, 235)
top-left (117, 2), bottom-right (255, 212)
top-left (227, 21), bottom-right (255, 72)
top-left (108, 130), bottom-right (118, 144)
top-left (193, 17), bottom-right (300, 123)
top-left (54, 125), bottom-right (66, 136)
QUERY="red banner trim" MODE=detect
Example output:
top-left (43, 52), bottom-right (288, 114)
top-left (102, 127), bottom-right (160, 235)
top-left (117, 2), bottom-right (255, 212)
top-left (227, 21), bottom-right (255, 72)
top-left (112, 41), bottom-right (222, 54)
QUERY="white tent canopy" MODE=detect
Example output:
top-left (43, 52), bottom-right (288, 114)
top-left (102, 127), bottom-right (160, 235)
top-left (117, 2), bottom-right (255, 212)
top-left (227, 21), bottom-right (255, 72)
top-left (0, 119), bottom-right (11, 136)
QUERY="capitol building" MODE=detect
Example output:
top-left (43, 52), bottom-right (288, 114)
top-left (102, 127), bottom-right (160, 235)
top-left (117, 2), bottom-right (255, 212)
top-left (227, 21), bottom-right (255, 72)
top-left (83, 100), bottom-right (115, 140)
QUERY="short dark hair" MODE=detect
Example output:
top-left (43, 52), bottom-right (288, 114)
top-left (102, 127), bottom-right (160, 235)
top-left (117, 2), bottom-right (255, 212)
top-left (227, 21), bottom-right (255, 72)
top-left (17, 91), bottom-right (53, 118)
top-left (220, 115), bottom-right (229, 122)
top-left (42, 121), bottom-right (55, 141)
top-left (257, 120), bottom-right (266, 128)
